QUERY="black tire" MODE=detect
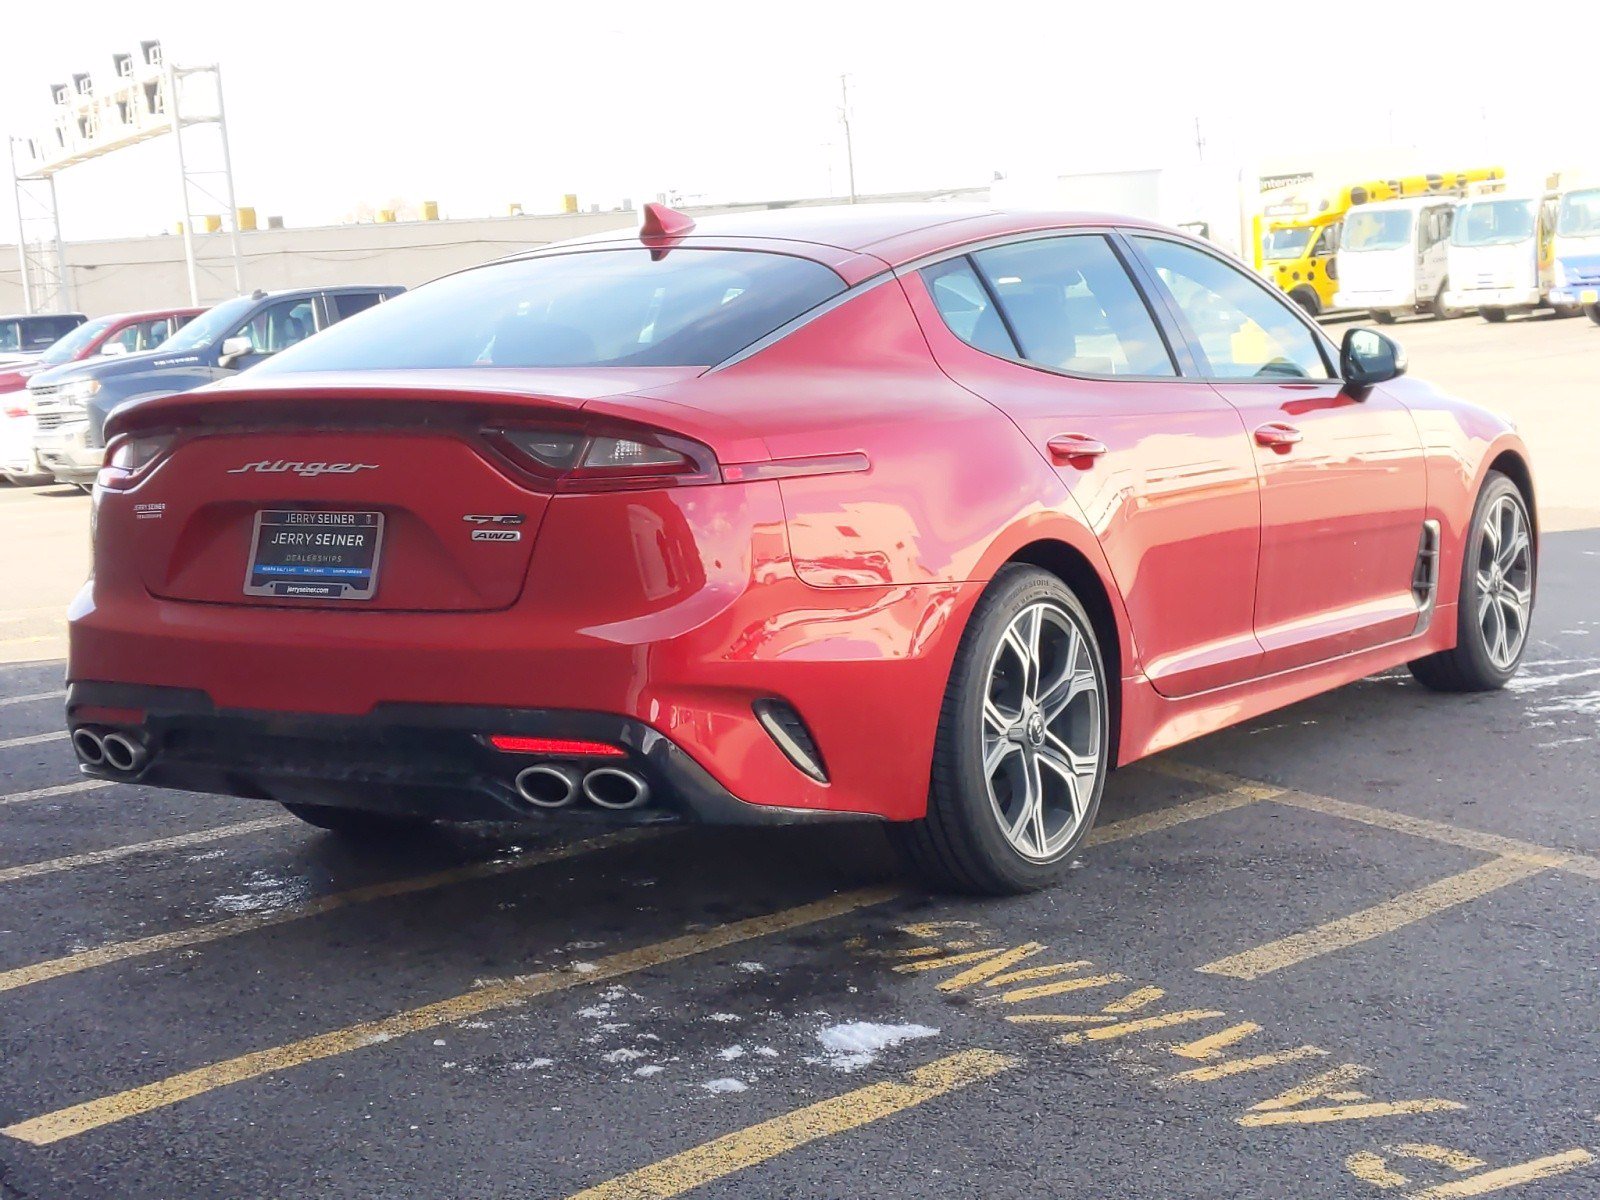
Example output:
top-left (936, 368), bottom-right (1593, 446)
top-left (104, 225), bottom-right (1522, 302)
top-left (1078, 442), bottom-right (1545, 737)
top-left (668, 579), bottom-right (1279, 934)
top-left (1289, 287), bottom-right (1321, 318)
top-left (1408, 472), bottom-right (1534, 692)
top-left (1551, 304), bottom-right (1582, 319)
top-left (280, 801), bottom-right (434, 838)
top-left (889, 565), bottom-right (1110, 895)
top-left (1372, 310), bottom-right (1398, 325)
top-left (1587, 304), bottom-right (1600, 326)
top-left (1481, 307), bottom-right (1508, 323)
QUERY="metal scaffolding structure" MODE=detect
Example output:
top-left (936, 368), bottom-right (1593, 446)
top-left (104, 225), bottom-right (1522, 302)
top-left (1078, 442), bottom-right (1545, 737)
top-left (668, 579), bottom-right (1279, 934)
top-left (8, 42), bottom-right (245, 313)
top-left (9, 139), bottom-right (71, 313)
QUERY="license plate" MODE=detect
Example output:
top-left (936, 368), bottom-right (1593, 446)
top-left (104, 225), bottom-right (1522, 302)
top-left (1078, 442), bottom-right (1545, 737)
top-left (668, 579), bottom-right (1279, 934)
top-left (244, 510), bottom-right (384, 600)
top-left (1582, 289), bottom-right (1599, 304)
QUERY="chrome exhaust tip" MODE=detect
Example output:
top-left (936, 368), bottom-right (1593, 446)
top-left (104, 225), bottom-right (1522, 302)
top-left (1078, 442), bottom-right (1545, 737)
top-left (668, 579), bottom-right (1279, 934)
top-left (71, 727), bottom-right (106, 767)
top-left (514, 764), bottom-right (581, 809)
top-left (100, 731), bottom-right (149, 774)
top-left (582, 767), bottom-right (651, 811)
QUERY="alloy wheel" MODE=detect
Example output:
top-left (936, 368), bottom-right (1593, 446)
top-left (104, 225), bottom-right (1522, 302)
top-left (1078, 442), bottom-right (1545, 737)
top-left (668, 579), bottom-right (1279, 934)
top-left (1475, 493), bottom-right (1533, 670)
top-left (980, 601), bottom-right (1102, 862)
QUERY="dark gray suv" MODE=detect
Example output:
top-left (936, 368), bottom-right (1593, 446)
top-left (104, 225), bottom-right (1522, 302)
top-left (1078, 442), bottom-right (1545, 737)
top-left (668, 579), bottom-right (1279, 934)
top-left (29, 285), bottom-right (402, 486)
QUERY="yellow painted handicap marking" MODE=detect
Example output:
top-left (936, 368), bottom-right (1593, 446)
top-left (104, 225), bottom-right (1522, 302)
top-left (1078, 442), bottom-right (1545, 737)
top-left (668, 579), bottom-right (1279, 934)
top-left (1239, 1063), bottom-right (1464, 1128)
top-left (1345, 1142), bottom-right (1595, 1197)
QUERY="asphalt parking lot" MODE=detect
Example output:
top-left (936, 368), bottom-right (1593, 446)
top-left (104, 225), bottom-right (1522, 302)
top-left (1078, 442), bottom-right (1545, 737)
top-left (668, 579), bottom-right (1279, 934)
top-left (1, 313), bottom-right (1597, 1199)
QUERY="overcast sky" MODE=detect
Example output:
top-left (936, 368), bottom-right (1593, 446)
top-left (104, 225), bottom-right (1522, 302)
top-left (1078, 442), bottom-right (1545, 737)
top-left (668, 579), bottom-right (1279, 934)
top-left (5, 1), bottom-right (1598, 240)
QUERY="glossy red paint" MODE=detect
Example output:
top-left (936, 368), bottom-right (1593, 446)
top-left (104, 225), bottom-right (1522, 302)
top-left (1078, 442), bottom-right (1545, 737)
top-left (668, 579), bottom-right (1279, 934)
top-left (70, 207), bottom-right (1533, 826)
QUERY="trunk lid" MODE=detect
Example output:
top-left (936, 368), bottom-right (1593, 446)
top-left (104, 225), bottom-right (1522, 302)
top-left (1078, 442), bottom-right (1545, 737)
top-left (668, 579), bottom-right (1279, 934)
top-left (113, 369), bottom-right (720, 613)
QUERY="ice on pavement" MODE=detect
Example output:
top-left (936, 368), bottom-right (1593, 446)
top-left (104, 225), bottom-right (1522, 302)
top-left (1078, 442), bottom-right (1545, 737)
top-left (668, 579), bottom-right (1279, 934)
top-left (814, 1022), bottom-right (938, 1071)
top-left (702, 1078), bottom-right (748, 1093)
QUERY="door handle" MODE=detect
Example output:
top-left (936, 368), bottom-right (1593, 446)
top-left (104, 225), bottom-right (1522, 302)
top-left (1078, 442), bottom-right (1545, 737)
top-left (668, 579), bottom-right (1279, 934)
top-left (1047, 434), bottom-right (1109, 464)
top-left (1254, 422), bottom-right (1303, 449)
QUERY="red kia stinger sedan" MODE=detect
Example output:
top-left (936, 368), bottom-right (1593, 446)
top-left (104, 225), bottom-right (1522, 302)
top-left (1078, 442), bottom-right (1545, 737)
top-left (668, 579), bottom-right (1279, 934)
top-left (66, 204), bottom-right (1536, 893)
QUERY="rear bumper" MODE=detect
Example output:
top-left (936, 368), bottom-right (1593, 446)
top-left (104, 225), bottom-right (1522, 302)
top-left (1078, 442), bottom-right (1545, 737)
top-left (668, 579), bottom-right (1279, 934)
top-left (67, 681), bottom-right (876, 826)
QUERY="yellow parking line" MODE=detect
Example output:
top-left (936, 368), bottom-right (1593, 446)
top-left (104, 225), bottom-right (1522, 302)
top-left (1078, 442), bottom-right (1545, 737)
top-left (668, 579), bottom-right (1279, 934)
top-left (1085, 783), bottom-right (1284, 848)
top-left (0, 779), bottom-right (113, 808)
top-left (0, 829), bottom-right (662, 993)
top-left (0, 730), bottom-right (68, 751)
top-left (1198, 856), bottom-right (1552, 981)
top-left (0, 816), bottom-right (296, 886)
top-left (1144, 761), bottom-right (1600, 884)
top-left (1, 885), bottom-right (899, 1146)
top-left (564, 1048), bottom-right (1016, 1200)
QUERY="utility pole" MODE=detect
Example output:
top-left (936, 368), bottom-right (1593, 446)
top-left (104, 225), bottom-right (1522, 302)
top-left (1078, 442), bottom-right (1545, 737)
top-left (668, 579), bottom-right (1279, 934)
top-left (839, 74), bottom-right (857, 204)
top-left (1194, 116), bottom-right (1205, 162)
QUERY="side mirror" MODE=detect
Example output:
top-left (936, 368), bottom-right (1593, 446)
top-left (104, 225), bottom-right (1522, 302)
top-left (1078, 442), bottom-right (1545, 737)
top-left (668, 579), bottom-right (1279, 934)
top-left (218, 335), bottom-right (252, 367)
top-left (1340, 327), bottom-right (1406, 388)
top-left (100, 342), bottom-right (127, 357)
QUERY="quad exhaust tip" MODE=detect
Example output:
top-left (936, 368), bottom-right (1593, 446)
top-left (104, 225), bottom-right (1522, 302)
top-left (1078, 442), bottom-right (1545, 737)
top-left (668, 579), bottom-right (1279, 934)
top-left (581, 767), bottom-right (650, 811)
top-left (101, 732), bottom-right (149, 774)
top-left (71, 727), bottom-right (106, 767)
top-left (70, 727), bottom-right (150, 775)
top-left (515, 764), bottom-right (582, 809)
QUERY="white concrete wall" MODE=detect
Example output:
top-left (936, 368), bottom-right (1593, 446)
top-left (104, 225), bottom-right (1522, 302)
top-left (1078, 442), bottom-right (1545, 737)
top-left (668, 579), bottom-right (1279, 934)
top-left (0, 188), bottom-right (988, 317)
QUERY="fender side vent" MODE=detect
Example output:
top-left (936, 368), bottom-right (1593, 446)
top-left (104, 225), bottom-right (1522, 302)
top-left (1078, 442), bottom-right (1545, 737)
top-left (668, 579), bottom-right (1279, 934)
top-left (1411, 518), bottom-right (1442, 633)
top-left (753, 699), bottom-right (828, 783)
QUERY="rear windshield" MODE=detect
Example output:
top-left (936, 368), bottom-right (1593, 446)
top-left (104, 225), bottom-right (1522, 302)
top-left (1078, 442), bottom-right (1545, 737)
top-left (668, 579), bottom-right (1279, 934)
top-left (255, 249), bottom-right (846, 373)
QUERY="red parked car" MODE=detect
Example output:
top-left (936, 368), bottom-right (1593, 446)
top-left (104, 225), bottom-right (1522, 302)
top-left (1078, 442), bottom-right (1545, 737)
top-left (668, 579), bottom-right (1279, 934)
top-left (67, 205), bottom-right (1536, 893)
top-left (2, 307), bottom-right (203, 485)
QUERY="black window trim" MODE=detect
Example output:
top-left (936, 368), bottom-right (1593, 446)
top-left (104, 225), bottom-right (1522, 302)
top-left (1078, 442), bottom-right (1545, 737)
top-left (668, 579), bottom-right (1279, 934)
top-left (902, 227), bottom-right (1201, 385)
top-left (1119, 229), bottom-right (1341, 384)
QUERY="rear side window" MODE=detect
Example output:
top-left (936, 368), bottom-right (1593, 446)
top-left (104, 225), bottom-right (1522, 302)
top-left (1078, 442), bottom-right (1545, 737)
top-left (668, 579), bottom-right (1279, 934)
top-left (329, 291), bottom-right (385, 321)
top-left (256, 249), bottom-right (845, 373)
top-left (922, 258), bottom-right (1016, 358)
top-left (971, 236), bottom-right (1176, 377)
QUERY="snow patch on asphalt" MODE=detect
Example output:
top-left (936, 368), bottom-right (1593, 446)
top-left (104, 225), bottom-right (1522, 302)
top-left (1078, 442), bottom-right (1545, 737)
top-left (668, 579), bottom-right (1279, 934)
top-left (702, 1078), bottom-right (747, 1094)
top-left (211, 872), bottom-right (310, 914)
top-left (814, 1022), bottom-right (938, 1071)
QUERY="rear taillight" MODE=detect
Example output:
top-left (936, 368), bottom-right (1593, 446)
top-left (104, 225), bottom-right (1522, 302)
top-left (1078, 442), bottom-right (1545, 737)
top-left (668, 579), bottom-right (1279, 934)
top-left (484, 423), bottom-right (720, 493)
top-left (96, 432), bottom-right (175, 490)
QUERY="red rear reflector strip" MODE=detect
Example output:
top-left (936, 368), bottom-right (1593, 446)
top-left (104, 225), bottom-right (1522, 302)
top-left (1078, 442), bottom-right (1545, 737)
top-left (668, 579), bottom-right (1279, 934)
top-left (487, 735), bottom-right (625, 757)
top-left (69, 705), bottom-right (146, 726)
top-left (721, 453), bottom-right (871, 483)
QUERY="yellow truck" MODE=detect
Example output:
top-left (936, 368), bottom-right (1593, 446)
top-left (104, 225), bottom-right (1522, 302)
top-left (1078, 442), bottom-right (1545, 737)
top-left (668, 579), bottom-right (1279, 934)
top-left (1259, 168), bottom-right (1504, 316)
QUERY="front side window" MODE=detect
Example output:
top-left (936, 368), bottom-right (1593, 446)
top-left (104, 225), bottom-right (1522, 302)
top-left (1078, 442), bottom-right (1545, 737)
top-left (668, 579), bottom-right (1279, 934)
top-left (235, 298), bottom-right (316, 355)
top-left (1133, 236), bottom-right (1331, 381)
top-left (969, 235), bottom-right (1175, 377)
top-left (256, 249), bottom-right (846, 374)
top-left (1343, 209), bottom-right (1415, 252)
top-left (1311, 224), bottom-right (1340, 257)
